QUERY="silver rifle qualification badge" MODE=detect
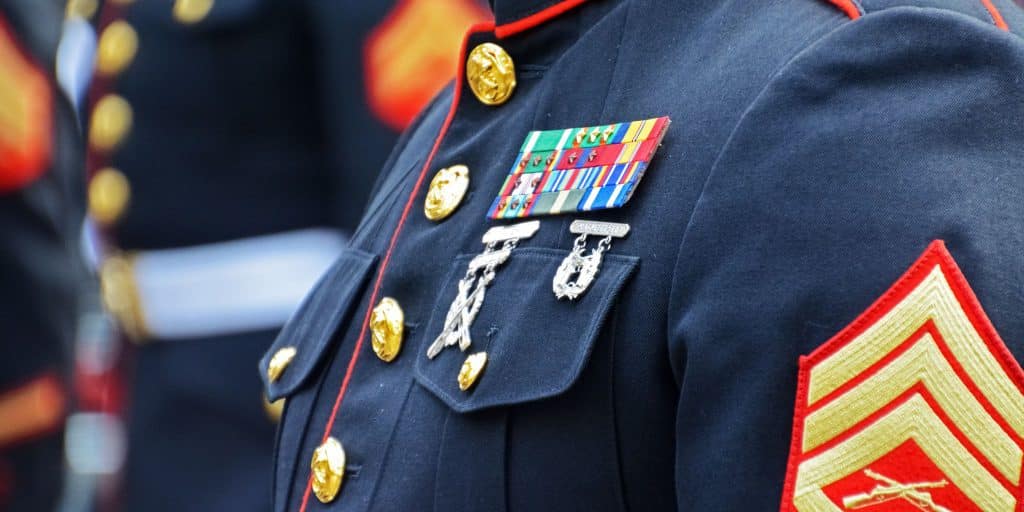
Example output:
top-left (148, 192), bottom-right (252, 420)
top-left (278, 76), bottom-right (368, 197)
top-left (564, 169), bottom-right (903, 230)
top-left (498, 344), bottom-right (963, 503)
top-left (553, 220), bottom-right (630, 300)
top-left (427, 220), bottom-right (541, 359)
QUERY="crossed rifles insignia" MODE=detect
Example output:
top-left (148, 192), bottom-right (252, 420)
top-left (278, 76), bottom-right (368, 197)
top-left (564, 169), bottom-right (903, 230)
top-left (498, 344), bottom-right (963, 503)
top-left (427, 221), bottom-right (539, 359)
top-left (780, 241), bottom-right (1024, 512)
top-left (842, 470), bottom-right (949, 512)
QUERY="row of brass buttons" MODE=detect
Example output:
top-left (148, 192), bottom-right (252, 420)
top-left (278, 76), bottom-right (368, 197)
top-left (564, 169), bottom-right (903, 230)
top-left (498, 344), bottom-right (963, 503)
top-left (86, 0), bottom-right (216, 226)
top-left (263, 39), bottom-right (516, 506)
top-left (265, 289), bottom-right (486, 503)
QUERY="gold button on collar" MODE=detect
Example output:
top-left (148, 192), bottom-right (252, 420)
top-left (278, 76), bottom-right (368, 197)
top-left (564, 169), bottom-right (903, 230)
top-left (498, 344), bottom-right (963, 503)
top-left (173, 0), bottom-right (214, 24)
top-left (96, 21), bottom-right (138, 76)
top-left (89, 94), bottom-right (132, 152)
top-left (311, 437), bottom-right (346, 504)
top-left (424, 165), bottom-right (470, 221)
top-left (466, 42), bottom-right (516, 106)
top-left (370, 297), bottom-right (404, 363)
top-left (458, 352), bottom-right (488, 391)
top-left (267, 346), bottom-right (297, 383)
top-left (88, 167), bottom-right (131, 225)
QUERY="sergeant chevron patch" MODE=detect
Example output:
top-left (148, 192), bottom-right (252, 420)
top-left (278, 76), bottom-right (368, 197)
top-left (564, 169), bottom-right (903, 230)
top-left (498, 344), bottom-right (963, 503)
top-left (780, 241), bottom-right (1024, 512)
top-left (487, 117), bottom-right (670, 219)
top-left (0, 18), bottom-right (51, 191)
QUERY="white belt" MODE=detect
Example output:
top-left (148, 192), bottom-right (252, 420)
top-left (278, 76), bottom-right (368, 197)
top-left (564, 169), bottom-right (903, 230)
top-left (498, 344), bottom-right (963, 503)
top-left (101, 228), bottom-right (345, 341)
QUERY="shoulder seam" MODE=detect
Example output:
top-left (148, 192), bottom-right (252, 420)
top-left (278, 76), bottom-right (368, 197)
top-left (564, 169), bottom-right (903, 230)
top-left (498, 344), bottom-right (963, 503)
top-left (822, 0), bottom-right (1010, 31)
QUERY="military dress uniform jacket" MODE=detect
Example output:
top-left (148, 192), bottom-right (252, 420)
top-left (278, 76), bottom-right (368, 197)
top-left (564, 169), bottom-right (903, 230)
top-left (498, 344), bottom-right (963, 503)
top-left (262, 0), bottom-right (1024, 510)
top-left (0, 0), bottom-right (83, 509)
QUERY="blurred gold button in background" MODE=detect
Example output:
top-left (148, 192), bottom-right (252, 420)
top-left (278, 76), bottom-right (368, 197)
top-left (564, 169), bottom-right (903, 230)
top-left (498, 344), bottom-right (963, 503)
top-left (96, 21), bottom-right (138, 76)
top-left (89, 95), bottom-right (132, 152)
top-left (173, 0), bottom-right (214, 24)
top-left (424, 164), bottom-right (469, 221)
top-left (311, 437), bottom-right (345, 503)
top-left (370, 297), bottom-right (404, 362)
top-left (65, 0), bottom-right (98, 19)
top-left (267, 346), bottom-right (297, 383)
top-left (466, 42), bottom-right (516, 106)
top-left (88, 167), bottom-right (131, 225)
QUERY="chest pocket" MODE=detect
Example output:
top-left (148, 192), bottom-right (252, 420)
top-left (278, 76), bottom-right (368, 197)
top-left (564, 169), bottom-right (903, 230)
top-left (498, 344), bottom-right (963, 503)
top-left (412, 247), bottom-right (639, 412)
top-left (260, 248), bottom-right (377, 402)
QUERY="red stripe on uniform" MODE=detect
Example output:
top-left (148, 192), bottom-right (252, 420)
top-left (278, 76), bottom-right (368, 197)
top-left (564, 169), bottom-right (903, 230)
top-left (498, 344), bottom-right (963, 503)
top-left (980, 0), bottom-right (1009, 30)
top-left (297, 20), bottom-right (497, 512)
top-left (495, 0), bottom-right (590, 38)
top-left (821, 0), bottom-right (861, 20)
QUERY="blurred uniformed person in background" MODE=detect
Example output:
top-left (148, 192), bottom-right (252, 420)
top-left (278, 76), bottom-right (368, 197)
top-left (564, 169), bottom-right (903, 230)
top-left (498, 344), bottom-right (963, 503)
top-left (0, 0), bottom-right (84, 510)
top-left (75, 0), bottom-right (487, 511)
top-left (261, 0), bottom-right (1024, 511)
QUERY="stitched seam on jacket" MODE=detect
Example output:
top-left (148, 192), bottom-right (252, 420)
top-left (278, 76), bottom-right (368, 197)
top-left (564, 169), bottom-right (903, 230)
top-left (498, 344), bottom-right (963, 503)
top-left (663, 10), bottom-right (852, 385)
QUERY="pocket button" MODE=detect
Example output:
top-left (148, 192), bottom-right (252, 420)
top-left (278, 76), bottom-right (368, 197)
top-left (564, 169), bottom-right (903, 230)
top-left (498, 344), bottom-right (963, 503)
top-left (371, 297), bottom-right (405, 363)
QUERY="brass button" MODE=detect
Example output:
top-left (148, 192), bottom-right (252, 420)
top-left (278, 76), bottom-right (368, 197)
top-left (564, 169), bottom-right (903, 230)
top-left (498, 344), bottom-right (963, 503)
top-left (65, 0), bottom-right (98, 19)
top-left (370, 297), bottom-right (404, 362)
top-left (263, 394), bottom-right (285, 423)
top-left (88, 167), bottom-right (131, 224)
top-left (89, 94), bottom-right (132, 152)
top-left (424, 165), bottom-right (470, 221)
top-left (267, 346), bottom-right (297, 383)
top-left (466, 42), bottom-right (516, 106)
top-left (458, 352), bottom-right (488, 391)
top-left (96, 21), bottom-right (138, 76)
top-left (173, 0), bottom-right (214, 24)
top-left (311, 437), bottom-right (346, 504)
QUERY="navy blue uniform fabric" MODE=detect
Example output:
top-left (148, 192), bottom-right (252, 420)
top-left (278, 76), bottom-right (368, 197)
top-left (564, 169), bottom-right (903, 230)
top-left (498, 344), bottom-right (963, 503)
top-left (83, 1), bottom-right (402, 511)
top-left (0, 0), bottom-right (83, 509)
top-left (103, 0), bottom-right (398, 250)
top-left (264, 0), bottom-right (1024, 510)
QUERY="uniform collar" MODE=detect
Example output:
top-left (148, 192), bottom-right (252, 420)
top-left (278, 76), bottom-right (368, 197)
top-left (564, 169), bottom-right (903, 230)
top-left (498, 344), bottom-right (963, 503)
top-left (489, 0), bottom-right (591, 38)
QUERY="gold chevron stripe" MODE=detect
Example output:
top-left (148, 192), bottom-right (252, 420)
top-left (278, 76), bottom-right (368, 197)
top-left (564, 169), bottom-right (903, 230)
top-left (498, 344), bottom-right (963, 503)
top-left (804, 333), bottom-right (1021, 483)
top-left (794, 394), bottom-right (1015, 512)
top-left (808, 267), bottom-right (1024, 439)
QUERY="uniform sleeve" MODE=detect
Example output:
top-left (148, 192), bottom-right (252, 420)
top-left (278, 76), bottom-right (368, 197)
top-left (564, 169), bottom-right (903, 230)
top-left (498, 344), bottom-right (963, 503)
top-left (0, 7), bottom-right (80, 392)
top-left (666, 8), bottom-right (1024, 508)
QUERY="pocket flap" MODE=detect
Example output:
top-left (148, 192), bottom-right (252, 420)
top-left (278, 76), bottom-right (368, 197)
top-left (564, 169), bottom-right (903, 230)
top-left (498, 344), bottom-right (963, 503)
top-left (260, 248), bottom-right (377, 401)
top-left (413, 247), bottom-right (638, 413)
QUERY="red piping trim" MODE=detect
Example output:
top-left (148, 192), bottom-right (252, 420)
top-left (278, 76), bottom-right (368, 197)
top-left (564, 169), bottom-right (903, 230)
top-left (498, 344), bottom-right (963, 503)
top-left (980, 0), bottom-right (1009, 31)
top-left (494, 0), bottom-right (590, 38)
top-left (296, 20), bottom-right (496, 512)
top-left (822, 0), bottom-right (862, 20)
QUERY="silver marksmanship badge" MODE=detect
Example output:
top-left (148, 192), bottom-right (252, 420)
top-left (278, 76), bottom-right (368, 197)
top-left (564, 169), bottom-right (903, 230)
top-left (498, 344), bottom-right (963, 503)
top-left (552, 220), bottom-right (630, 300)
top-left (427, 220), bottom-right (541, 359)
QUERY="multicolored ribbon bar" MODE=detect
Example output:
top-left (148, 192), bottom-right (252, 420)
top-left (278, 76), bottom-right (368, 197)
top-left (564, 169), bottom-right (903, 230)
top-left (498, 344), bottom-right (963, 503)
top-left (487, 116), bottom-right (670, 219)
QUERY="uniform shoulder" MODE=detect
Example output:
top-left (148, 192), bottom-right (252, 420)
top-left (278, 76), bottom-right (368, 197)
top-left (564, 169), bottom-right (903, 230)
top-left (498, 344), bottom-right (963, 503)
top-left (822, 0), bottom-right (1024, 36)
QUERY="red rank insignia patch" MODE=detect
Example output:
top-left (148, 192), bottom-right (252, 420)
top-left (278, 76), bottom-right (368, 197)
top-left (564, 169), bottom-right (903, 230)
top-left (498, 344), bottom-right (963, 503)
top-left (780, 241), bottom-right (1024, 512)
top-left (0, 16), bottom-right (51, 192)
top-left (364, 0), bottom-right (490, 130)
